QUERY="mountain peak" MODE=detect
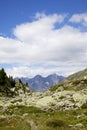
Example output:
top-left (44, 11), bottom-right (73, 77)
top-left (15, 74), bottom-right (65, 92)
top-left (34, 75), bottom-right (42, 79)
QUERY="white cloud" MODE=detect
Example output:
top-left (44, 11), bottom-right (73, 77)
top-left (6, 63), bottom-right (86, 78)
top-left (69, 13), bottom-right (87, 26)
top-left (13, 13), bottom-right (66, 42)
top-left (6, 66), bottom-right (59, 78)
top-left (0, 12), bottom-right (87, 77)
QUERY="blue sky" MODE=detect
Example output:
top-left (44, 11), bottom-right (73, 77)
top-left (0, 0), bottom-right (87, 36)
top-left (0, 0), bottom-right (87, 77)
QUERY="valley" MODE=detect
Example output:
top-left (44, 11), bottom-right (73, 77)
top-left (0, 68), bottom-right (87, 130)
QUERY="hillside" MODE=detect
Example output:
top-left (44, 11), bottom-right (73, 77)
top-left (67, 68), bottom-right (87, 81)
top-left (49, 68), bottom-right (87, 92)
top-left (0, 68), bottom-right (87, 129)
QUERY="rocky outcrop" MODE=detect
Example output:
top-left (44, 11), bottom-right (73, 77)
top-left (0, 87), bottom-right (87, 111)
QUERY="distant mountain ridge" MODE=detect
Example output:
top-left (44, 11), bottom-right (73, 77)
top-left (15, 74), bottom-right (65, 91)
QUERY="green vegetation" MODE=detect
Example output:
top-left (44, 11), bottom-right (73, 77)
top-left (46, 119), bottom-right (66, 128)
top-left (0, 105), bottom-right (87, 130)
top-left (81, 102), bottom-right (87, 109)
top-left (0, 116), bottom-right (31, 130)
top-left (49, 82), bottom-right (64, 92)
top-left (0, 68), bottom-right (30, 97)
top-left (59, 96), bottom-right (66, 99)
top-left (67, 68), bottom-right (87, 81)
top-left (49, 78), bottom-right (87, 92)
top-left (0, 68), bottom-right (16, 96)
top-left (0, 68), bottom-right (87, 129)
top-left (49, 68), bottom-right (87, 92)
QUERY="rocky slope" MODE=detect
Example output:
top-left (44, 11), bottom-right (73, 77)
top-left (67, 68), bottom-right (87, 81)
top-left (0, 68), bottom-right (87, 111)
top-left (0, 87), bottom-right (87, 111)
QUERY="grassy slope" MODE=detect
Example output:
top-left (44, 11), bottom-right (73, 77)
top-left (67, 68), bottom-right (87, 81)
top-left (0, 105), bottom-right (87, 130)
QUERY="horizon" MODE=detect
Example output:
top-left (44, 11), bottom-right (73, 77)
top-left (14, 72), bottom-right (65, 78)
top-left (1, 67), bottom-right (85, 79)
top-left (0, 0), bottom-right (87, 77)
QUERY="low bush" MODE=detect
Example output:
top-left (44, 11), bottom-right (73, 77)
top-left (46, 119), bottom-right (66, 128)
top-left (81, 102), bottom-right (87, 109)
top-left (59, 96), bottom-right (65, 99)
top-left (49, 82), bottom-right (64, 92)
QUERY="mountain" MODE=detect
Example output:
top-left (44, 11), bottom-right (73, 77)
top-left (15, 74), bottom-right (65, 91)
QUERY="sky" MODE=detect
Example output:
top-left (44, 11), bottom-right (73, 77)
top-left (0, 0), bottom-right (87, 78)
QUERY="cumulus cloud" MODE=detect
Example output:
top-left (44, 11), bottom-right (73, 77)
top-left (0, 12), bottom-right (87, 77)
top-left (13, 13), bottom-right (66, 42)
top-left (69, 13), bottom-right (87, 26)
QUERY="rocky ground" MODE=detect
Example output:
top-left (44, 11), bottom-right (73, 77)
top-left (0, 87), bottom-right (87, 111)
top-left (0, 88), bottom-right (87, 130)
top-left (0, 68), bottom-right (87, 129)
top-left (1, 69), bottom-right (87, 129)
top-left (1, 68), bottom-right (87, 112)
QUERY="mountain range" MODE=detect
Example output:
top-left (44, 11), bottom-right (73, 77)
top-left (15, 74), bottom-right (65, 91)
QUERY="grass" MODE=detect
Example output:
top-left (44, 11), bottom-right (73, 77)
top-left (49, 78), bottom-right (87, 92)
top-left (81, 102), bottom-right (87, 109)
top-left (0, 117), bottom-right (31, 130)
top-left (0, 105), bottom-right (87, 130)
top-left (49, 82), bottom-right (64, 92)
top-left (46, 119), bottom-right (66, 128)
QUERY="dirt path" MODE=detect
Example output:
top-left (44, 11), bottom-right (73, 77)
top-left (28, 120), bottom-right (38, 130)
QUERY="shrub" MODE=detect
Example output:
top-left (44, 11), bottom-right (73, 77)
top-left (72, 80), bottom-right (80, 85)
top-left (46, 119), bottom-right (66, 128)
top-left (0, 105), bottom-right (3, 109)
top-left (49, 82), bottom-right (64, 92)
top-left (59, 96), bottom-right (65, 99)
top-left (78, 117), bottom-right (87, 127)
top-left (81, 102), bottom-right (87, 109)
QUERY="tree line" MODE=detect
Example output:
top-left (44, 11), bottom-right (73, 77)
top-left (0, 68), bottom-right (16, 96)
